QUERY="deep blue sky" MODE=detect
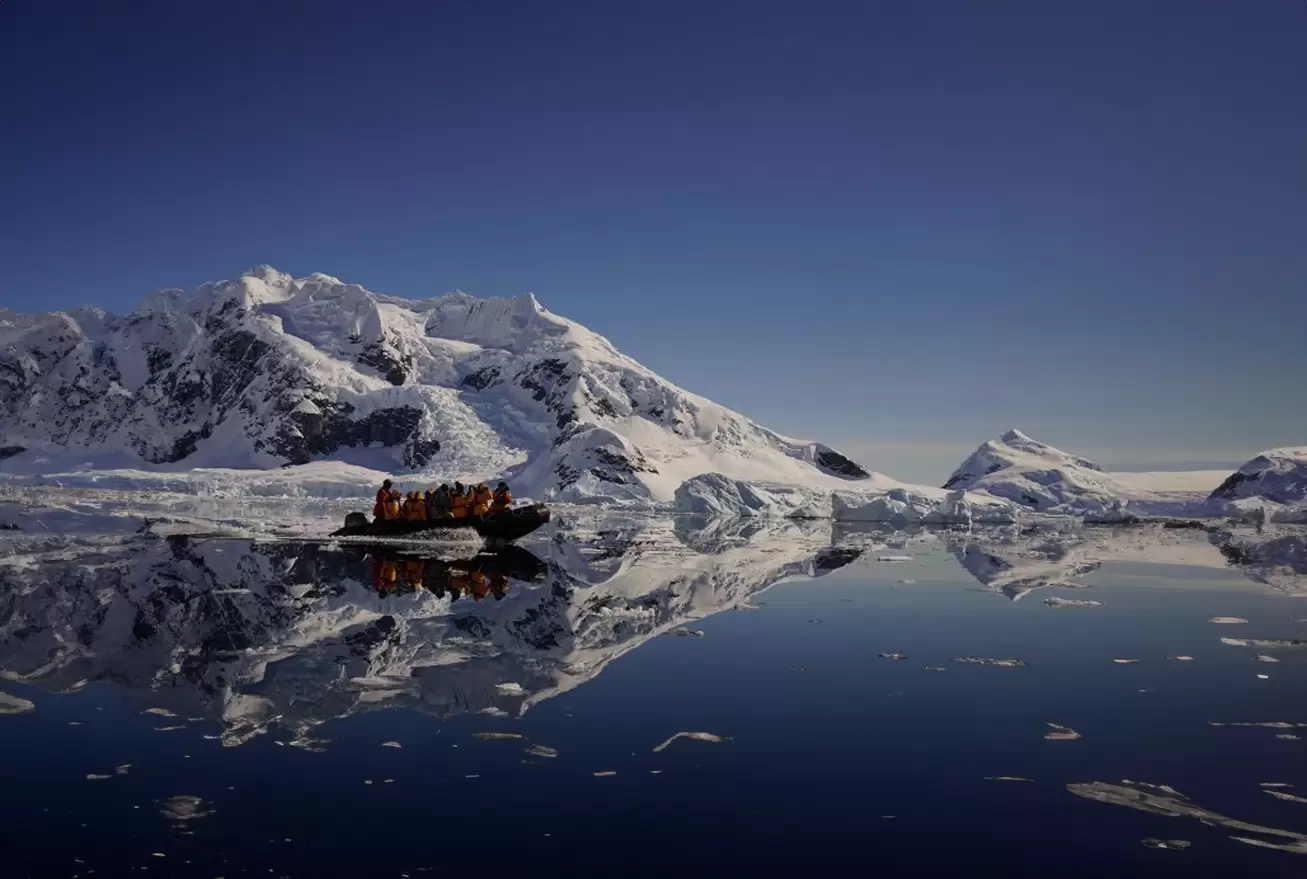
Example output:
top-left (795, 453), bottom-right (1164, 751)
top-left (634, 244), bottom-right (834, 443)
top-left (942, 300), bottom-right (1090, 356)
top-left (2, 1), bottom-right (1304, 481)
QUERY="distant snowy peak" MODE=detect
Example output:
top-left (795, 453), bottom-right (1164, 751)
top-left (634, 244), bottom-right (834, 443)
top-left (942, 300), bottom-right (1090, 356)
top-left (0, 267), bottom-right (871, 501)
top-left (942, 429), bottom-right (1119, 511)
top-left (1210, 447), bottom-right (1307, 505)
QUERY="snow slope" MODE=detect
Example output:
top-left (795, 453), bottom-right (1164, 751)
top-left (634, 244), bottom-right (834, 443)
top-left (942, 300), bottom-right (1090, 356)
top-left (0, 268), bottom-right (872, 504)
top-left (1210, 447), bottom-right (1307, 505)
top-left (943, 429), bottom-right (1219, 516)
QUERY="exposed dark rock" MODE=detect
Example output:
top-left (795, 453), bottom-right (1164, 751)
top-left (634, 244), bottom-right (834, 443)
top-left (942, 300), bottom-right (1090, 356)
top-left (0, 445), bottom-right (25, 461)
top-left (270, 404), bottom-right (439, 468)
top-left (357, 341), bottom-right (411, 386)
top-left (461, 366), bottom-right (501, 390)
top-left (1211, 471), bottom-right (1251, 500)
top-left (816, 448), bottom-right (869, 479)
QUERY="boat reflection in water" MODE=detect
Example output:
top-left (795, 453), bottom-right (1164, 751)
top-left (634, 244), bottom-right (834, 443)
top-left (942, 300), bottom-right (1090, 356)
top-left (362, 545), bottom-right (546, 600)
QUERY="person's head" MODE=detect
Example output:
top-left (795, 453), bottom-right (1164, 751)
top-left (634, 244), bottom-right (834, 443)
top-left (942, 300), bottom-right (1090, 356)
top-left (382, 479), bottom-right (392, 490)
top-left (455, 482), bottom-right (464, 493)
top-left (497, 482), bottom-right (508, 491)
top-left (440, 484), bottom-right (449, 492)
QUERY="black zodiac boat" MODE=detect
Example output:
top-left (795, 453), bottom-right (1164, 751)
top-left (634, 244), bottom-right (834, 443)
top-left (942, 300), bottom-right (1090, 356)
top-left (331, 504), bottom-right (551, 543)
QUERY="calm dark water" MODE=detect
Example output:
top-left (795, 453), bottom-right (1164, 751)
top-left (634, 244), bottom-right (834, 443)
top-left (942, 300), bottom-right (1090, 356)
top-left (1, 519), bottom-right (1304, 877)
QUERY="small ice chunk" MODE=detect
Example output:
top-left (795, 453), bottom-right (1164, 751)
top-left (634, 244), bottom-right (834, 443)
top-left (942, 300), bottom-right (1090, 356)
top-left (473, 732), bottom-right (524, 741)
top-left (1209, 617), bottom-right (1249, 624)
top-left (898, 579), bottom-right (917, 585)
top-left (141, 708), bottom-right (176, 717)
top-left (1112, 659), bottom-right (1139, 664)
top-left (1221, 637), bottom-right (1306, 649)
top-left (494, 682), bottom-right (527, 695)
top-left (1045, 723), bottom-right (1082, 742)
top-left (464, 774), bottom-right (479, 779)
top-left (652, 731), bottom-right (731, 753)
top-left (672, 628), bottom-right (706, 637)
top-left (1264, 790), bottom-right (1307, 804)
top-left (1169, 656), bottom-right (1195, 661)
top-left (878, 652), bottom-right (908, 660)
top-left (526, 745), bottom-right (559, 759)
top-left (953, 657), bottom-right (1025, 668)
top-left (1260, 783), bottom-right (1293, 788)
top-left (1043, 597), bottom-right (1102, 608)
top-left (877, 555), bottom-right (913, 562)
top-left (593, 771), bottom-right (617, 777)
top-left (478, 707), bottom-right (509, 717)
top-left (160, 795), bottom-right (213, 823)
top-left (86, 773), bottom-right (112, 780)
top-left (1257, 674), bottom-right (1270, 679)
top-left (153, 725), bottom-right (185, 732)
top-left (1141, 838), bottom-right (1191, 850)
top-left (381, 741), bottom-right (402, 748)
top-left (923, 666), bottom-right (947, 672)
top-left (115, 764), bottom-right (131, 775)
top-left (1277, 734), bottom-right (1301, 740)
top-left (1256, 655), bottom-right (1279, 663)
top-left (984, 776), bottom-right (1032, 782)
top-left (0, 692), bottom-right (36, 715)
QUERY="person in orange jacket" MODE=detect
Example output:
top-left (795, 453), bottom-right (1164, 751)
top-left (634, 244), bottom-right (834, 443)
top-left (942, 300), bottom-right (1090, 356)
top-left (450, 482), bottom-right (470, 519)
top-left (385, 490), bottom-right (402, 520)
top-left (490, 482), bottom-right (512, 513)
top-left (374, 479), bottom-right (394, 522)
top-left (471, 483), bottom-right (492, 516)
top-left (406, 492), bottom-right (426, 521)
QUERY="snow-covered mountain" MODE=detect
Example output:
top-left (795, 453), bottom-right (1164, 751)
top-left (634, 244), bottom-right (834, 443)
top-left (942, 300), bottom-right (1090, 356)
top-left (942, 429), bottom-right (1126, 512)
top-left (0, 267), bottom-right (870, 502)
top-left (942, 429), bottom-right (1226, 517)
top-left (1210, 448), bottom-right (1307, 505)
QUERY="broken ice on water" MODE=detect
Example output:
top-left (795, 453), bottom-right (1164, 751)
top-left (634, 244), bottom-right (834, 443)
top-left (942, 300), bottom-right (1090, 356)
top-left (1044, 723), bottom-right (1081, 741)
top-left (953, 657), bottom-right (1026, 668)
top-left (1221, 637), bottom-right (1307, 650)
top-left (652, 731), bottom-right (731, 752)
top-left (1141, 838), bottom-right (1191, 850)
top-left (160, 795), bottom-right (214, 823)
top-left (1043, 597), bottom-right (1102, 608)
top-left (0, 691), bottom-right (36, 715)
top-left (1067, 780), bottom-right (1307, 853)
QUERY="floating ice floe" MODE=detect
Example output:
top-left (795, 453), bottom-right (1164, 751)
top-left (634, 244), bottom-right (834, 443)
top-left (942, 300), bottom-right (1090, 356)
top-left (473, 732), bottom-right (524, 741)
top-left (494, 682), bottom-right (527, 696)
top-left (923, 665), bottom-right (946, 672)
top-left (985, 776), bottom-right (1032, 782)
top-left (953, 657), bottom-right (1026, 668)
top-left (1170, 656), bottom-right (1196, 661)
top-left (1209, 617), bottom-right (1249, 624)
top-left (1264, 790), bottom-right (1307, 804)
top-left (593, 771), bottom-right (617, 777)
top-left (479, 707), bottom-right (510, 717)
top-left (877, 555), bottom-right (913, 563)
top-left (652, 731), bottom-right (731, 753)
top-left (85, 773), bottom-right (112, 780)
top-left (1256, 655), bottom-right (1280, 663)
top-left (1043, 597), bottom-right (1102, 608)
top-left (526, 745), bottom-right (559, 759)
top-left (115, 764), bottom-right (131, 775)
top-left (673, 627), bottom-right (706, 638)
top-left (381, 741), bottom-right (402, 748)
top-left (1112, 659), bottom-right (1139, 664)
top-left (160, 795), bottom-right (213, 823)
top-left (1068, 780), bottom-right (1307, 853)
top-left (1221, 637), bottom-right (1307, 649)
top-left (1141, 838), bottom-right (1191, 850)
top-left (878, 653), bottom-right (908, 660)
top-left (1045, 723), bottom-right (1082, 741)
top-left (141, 707), bottom-right (177, 717)
top-left (0, 691), bottom-right (36, 715)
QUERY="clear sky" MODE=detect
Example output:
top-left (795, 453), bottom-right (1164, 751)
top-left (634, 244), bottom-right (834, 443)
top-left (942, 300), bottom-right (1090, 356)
top-left (2, 1), bottom-right (1304, 483)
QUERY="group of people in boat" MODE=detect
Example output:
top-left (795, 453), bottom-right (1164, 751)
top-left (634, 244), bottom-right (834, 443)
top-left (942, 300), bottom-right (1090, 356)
top-left (373, 479), bottom-right (512, 524)
top-left (372, 557), bottom-right (510, 601)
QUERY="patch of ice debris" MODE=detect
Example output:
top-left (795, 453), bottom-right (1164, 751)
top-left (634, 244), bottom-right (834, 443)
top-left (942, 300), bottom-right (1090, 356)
top-left (1256, 655), bottom-right (1280, 663)
top-left (526, 745), bottom-right (559, 759)
top-left (1044, 723), bottom-right (1081, 741)
top-left (1067, 780), bottom-right (1307, 853)
top-left (985, 776), bottom-right (1032, 782)
top-left (1141, 838), bottom-right (1191, 850)
top-left (1043, 597), bottom-right (1102, 608)
top-left (1209, 617), bottom-right (1249, 624)
top-left (652, 732), bottom-right (731, 752)
top-left (473, 732), bottom-right (524, 741)
top-left (85, 773), bottom-right (112, 780)
top-left (494, 682), bottom-right (527, 695)
top-left (160, 795), bottom-right (213, 823)
top-left (953, 657), bottom-right (1025, 668)
top-left (1221, 637), bottom-right (1306, 649)
top-left (0, 691), bottom-right (36, 715)
top-left (878, 653), bottom-right (908, 660)
top-left (381, 741), bottom-right (402, 749)
top-left (1264, 790), bottom-right (1307, 804)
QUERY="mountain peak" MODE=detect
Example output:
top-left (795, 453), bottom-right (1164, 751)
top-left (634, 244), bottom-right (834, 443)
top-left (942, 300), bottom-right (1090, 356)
top-left (999, 428), bottom-right (1032, 444)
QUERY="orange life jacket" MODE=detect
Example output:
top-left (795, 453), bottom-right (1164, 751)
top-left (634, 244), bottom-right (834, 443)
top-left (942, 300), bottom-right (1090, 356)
top-left (490, 489), bottom-right (511, 512)
top-left (451, 492), bottom-right (469, 518)
top-left (471, 486), bottom-right (492, 516)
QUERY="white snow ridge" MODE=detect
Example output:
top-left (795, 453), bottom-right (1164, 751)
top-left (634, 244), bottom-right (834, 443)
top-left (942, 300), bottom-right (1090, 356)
top-left (0, 268), bottom-right (873, 504)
